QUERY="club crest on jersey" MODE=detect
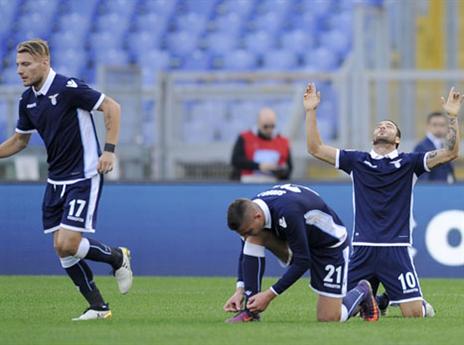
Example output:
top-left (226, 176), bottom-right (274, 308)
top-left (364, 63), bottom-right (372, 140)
top-left (48, 93), bottom-right (59, 106)
top-left (279, 217), bottom-right (287, 229)
top-left (390, 159), bottom-right (402, 168)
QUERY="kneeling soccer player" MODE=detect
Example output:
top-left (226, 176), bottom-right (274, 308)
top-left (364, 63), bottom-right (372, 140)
top-left (223, 184), bottom-right (379, 323)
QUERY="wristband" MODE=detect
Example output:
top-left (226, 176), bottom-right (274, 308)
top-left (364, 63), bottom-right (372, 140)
top-left (104, 143), bottom-right (116, 153)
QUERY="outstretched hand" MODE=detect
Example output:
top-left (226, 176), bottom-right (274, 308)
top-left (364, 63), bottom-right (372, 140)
top-left (303, 82), bottom-right (321, 111)
top-left (441, 87), bottom-right (464, 116)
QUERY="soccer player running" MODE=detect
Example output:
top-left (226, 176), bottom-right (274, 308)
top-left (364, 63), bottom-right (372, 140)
top-left (0, 39), bottom-right (133, 320)
top-left (304, 82), bottom-right (462, 318)
top-left (224, 184), bottom-right (380, 323)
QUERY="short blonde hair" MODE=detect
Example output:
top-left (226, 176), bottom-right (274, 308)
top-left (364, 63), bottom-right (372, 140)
top-left (17, 39), bottom-right (50, 58)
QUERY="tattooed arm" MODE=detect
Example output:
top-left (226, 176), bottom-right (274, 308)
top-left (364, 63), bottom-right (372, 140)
top-left (426, 88), bottom-right (462, 169)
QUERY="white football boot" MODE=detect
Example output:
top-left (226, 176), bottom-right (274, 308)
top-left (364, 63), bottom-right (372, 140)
top-left (114, 247), bottom-right (133, 294)
top-left (72, 307), bottom-right (112, 321)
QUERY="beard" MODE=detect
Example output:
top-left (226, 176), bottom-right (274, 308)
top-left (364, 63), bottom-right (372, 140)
top-left (373, 137), bottom-right (394, 145)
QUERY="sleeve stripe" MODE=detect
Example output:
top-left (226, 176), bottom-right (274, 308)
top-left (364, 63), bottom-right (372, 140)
top-left (15, 128), bottom-right (36, 134)
top-left (270, 286), bottom-right (279, 296)
top-left (423, 152), bottom-right (431, 172)
top-left (92, 93), bottom-right (105, 111)
top-left (335, 149), bottom-right (341, 169)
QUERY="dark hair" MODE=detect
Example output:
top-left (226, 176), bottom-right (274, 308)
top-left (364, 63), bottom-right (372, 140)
top-left (427, 111), bottom-right (445, 123)
top-left (227, 198), bottom-right (250, 231)
top-left (383, 119), bottom-right (401, 148)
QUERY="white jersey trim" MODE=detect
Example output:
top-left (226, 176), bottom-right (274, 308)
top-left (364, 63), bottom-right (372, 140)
top-left (47, 177), bottom-right (89, 185)
top-left (60, 223), bottom-right (96, 233)
top-left (352, 242), bottom-right (411, 247)
top-left (85, 174), bottom-right (101, 230)
top-left (309, 285), bottom-right (346, 298)
top-left (15, 128), bottom-right (37, 134)
top-left (43, 225), bottom-right (61, 234)
top-left (335, 149), bottom-right (341, 169)
top-left (92, 93), bottom-right (105, 111)
top-left (423, 152), bottom-right (431, 172)
top-left (77, 108), bottom-right (99, 179)
top-left (389, 296), bottom-right (423, 304)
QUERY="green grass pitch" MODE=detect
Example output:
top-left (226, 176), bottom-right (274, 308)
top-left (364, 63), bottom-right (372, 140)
top-left (0, 276), bottom-right (462, 345)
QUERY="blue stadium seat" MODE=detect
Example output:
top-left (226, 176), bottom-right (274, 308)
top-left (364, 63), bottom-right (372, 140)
top-left (127, 31), bottom-right (161, 57)
top-left (53, 49), bottom-right (87, 73)
top-left (219, 0), bottom-right (256, 18)
top-left (281, 30), bottom-right (315, 55)
top-left (210, 13), bottom-right (243, 36)
top-left (22, 0), bottom-right (59, 16)
top-left (134, 13), bottom-right (169, 35)
top-left (68, 0), bottom-right (99, 16)
top-left (54, 63), bottom-right (82, 78)
top-left (57, 14), bottom-right (92, 35)
top-left (253, 11), bottom-right (286, 34)
top-left (244, 31), bottom-right (275, 55)
top-left (180, 50), bottom-right (210, 70)
top-left (95, 13), bottom-right (131, 37)
top-left (143, 0), bottom-right (178, 16)
top-left (17, 13), bottom-right (53, 38)
top-left (205, 32), bottom-right (237, 56)
top-left (174, 13), bottom-right (207, 34)
top-left (321, 29), bottom-right (352, 58)
top-left (329, 11), bottom-right (353, 33)
top-left (90, 32), bottom-right (123, 54)
top-left (181, 0), bottom-right (218, 16)
top-left (93, 48), bottom-right (129, 66)
top-left (222, 49), bottom-right (256, 70)
top-left (1, 67), bottom-right (20, 85)
top-left (262, 50), bottom-right (298, 70)
top-left (104, 0), bottom-right (137, 16)
top-left (166, 31), bottom-right (199, 57)
top-left (304, 47), bottom-right (339, 71)
top-left (137, 49), bottom-right (170, 85)
top-left (302, 0), bottom-right (334, 18)
top-left (49, 30), bottom-right (86, 51)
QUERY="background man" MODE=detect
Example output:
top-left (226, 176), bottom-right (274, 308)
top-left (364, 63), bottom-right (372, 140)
top-left (0, 39), bottom-right (133, 321)
top-left (224, 184), bottom-right (379, 323)
top-left (414, 111), bottom-right (455, 183)
top-left (304, 82), bottom-right (461, 318)
top-left (230, 107), bottom-right (292, 183)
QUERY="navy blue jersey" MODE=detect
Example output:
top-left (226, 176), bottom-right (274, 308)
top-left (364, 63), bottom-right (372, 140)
top-left (16, 69), bottom-right (104, 182)
top-left (336, 149), bottom-right (428, 246)
top-left (251, 184), bottom-right (348, 295)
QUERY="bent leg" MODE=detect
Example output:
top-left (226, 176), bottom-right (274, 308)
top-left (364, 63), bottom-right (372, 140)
top-left (317, 295), bottom-right (342, 322)
top-left (399, 300), bottom-right (423, 318)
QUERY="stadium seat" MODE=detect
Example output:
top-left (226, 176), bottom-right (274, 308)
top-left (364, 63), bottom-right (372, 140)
top-left (93, 48), bottom-right (130, 67)
top-left (1, 67), bottom-right (20, 85)
top-left (53, 49), bottom-right (87, 73)
top-left (17, 13), bottom-right (53, 38)
top-left (204, 32), bottom-right (237, 56)
top-left (134, 13), bottom-right (169, 36)
top-left (104, 0), bottom-right (137, 16)
top-left (244, 31), bottom-right (275, 55)
top-left (218, 0), bottom-right (255, 18)
top-left (143, 0), bottom-right (178, 17)
top-left (174, 13), bottom-right (207, 35)
top-left (166, 31), bottom-right (199, 57)
top-left (137, 49), bottom-right (170, 84)
top-left (322, 29), bottom-right (352, 58)
top-left (180, 50), bottom-right (210, 70)
top-left (181, 0), bottom-right (218, 16)
top-left (281, 30), bottom-right (316, 55)
top-left (57, 14), bottom-right (92, 36)
top-left (68, 0), bottom-right (99, 16)
top-left (304, 47), bottom-right (339, 71)
top-left (253, 11), bottom-right (286, 34)
top-left (89, 31), bottom-right (123, 54)
top-left (95, 13), bottom-right (131, 37)
top-left (262, 50), bottom-right (298, 70)
top-left (222, 49), bottom-right (257, 70)
top-left (49, 30), bottom-right (86, 51)
top-left (302, 0), bottom-right (334, 18)
top-left (127, 31), bottom-right (161, 57)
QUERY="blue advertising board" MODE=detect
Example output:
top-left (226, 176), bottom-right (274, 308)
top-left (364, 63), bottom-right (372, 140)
top-left (0, 183), bottom-right (463, 278)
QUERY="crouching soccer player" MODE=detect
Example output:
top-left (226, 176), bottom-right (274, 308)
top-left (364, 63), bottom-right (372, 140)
top-left (0, 39), bottom-right (133, 320)
top-left (223, 184), bottom-right (380, 323)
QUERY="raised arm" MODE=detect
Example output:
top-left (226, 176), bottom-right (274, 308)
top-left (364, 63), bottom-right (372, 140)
top-left (426, 87), bottom-right (462, 170)
top-left (0, 132), bottom-right (31, 158)
top-left (304, 83), bottom-right (338, 165)
top-left (97, 96), bottom-right (121, 174)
